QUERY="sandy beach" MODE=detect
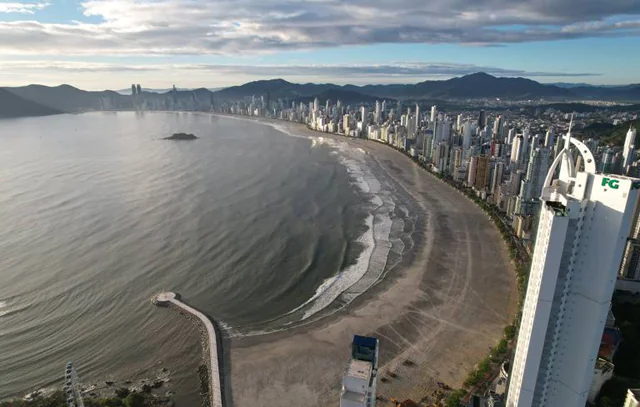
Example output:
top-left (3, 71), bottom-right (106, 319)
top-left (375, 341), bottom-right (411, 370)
top-left (227, 119), bottom-right (518, 407)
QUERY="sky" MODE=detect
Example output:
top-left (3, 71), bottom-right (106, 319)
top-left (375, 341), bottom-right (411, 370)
top-left (0, 0), bottom-right (639, 90)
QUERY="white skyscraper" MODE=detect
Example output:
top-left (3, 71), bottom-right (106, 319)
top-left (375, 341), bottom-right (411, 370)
top-left (545, 128), bottom-right (555, 148)
top-left (374, 101), bottom-right (381, 124)
top-left (415, 104), bottom-right (420, 133)
top-left (511, 135), bottom-right (524, 168)
top-left (493, 115), bottom-right (503, 140)
top-left (361, 106), bottom-right (368, 125)
top-left (430, 105), bottom-right (437, 123)
top-left (507, 124), bottom-right (640, 407)
top-left (313, 97), bottom-right (319, 112)
top-left (508, 128), bottom-right (516, 145)
top-left (622, 126), bottom-right (637, 173)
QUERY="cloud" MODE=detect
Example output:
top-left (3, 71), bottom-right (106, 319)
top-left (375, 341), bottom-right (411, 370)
top-left (0, 60), bottom-right (599, 79)
top-left (0, 0), bottom-right (638, 55)
top-left (0, 2), bottom-right (49, 14)
top-left (0, 60), bottom-right (158, 72)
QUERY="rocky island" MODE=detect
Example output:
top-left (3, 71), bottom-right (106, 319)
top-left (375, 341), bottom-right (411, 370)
top-left (164, 133), bottom-right (198, 140)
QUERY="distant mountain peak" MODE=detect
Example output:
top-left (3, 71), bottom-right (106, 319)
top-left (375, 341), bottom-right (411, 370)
top-left (464, 72), bottom-right (495, 78)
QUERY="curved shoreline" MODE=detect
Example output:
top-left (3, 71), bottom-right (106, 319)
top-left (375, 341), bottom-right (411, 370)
top-left (219, 115), bottom-right (411, 337)
top-left (223, 114), bottom-right (518, 406)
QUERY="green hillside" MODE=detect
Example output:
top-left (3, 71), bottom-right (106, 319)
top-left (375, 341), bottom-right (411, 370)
top-left (600, 119), bottom-right (640, 147)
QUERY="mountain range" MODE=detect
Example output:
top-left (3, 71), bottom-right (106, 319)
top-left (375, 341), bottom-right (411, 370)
top-left (2, 73), bottom-right (640, 119)
top-left (0, 88), bottom-right (62, 118)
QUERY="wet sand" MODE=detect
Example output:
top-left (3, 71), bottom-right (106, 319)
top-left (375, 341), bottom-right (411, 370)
top-left (228, 120), bottom-right (518, 406)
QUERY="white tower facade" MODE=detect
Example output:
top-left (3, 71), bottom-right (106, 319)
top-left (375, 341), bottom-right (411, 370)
top-left (622, 126), bottom-right (637, 173)
top-left (360, 106), bottom-right (368, 125)
top-left (545, 128), bottom-right (555, 148)
top-left (507, 123), bottom-right (640, 407)
top-left (430, 105), bottom-right (437, 123)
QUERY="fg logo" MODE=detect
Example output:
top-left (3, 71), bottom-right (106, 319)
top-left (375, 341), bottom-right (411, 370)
top-left (602, 177), bottom-right (620, 190)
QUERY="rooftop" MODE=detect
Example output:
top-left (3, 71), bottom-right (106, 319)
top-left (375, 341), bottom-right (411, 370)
top-left (345, 359), bottom-right (373, 382)
top-left (341, 390), bottom-right (366, 403)
top-left (595, 358), bottom-right (615, 374)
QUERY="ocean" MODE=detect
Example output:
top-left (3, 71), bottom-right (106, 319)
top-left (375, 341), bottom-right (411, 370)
top-left (0, 112), bottom-right (412, 404)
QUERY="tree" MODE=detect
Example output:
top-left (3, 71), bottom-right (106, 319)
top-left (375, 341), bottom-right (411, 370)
top-left (98, 399), bottom-right (124, 407)
top-left (123, 392), bottom-right (145, 407)
top-left (495, 338), bottom-right (508, 355)
top-left (445, 389), bottom-right (466, 407)
top-left (115, 388), bottom-right (130, 399)
top-left (504, 324), bottom-right (517, 340)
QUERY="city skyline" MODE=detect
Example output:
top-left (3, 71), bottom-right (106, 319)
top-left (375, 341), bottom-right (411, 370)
top-left (0, 0), bottom-right (639, 89)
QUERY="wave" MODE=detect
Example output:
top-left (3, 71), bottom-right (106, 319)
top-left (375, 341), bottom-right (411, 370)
top-left (0, 300), bottom-right (9, 318)
top-left (222, 120), bottom-right (411, 337)
top-left (302, 214), bottom-right (375, 319)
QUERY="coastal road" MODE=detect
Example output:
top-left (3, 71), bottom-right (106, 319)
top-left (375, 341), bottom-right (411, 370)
top-left (228, 123), bottom-right (518, 407)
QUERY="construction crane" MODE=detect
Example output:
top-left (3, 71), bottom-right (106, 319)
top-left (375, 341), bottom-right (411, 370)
top-left (64, 362), bottom-right (85, 407)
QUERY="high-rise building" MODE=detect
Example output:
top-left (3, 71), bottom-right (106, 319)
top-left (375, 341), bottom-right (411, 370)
top-left (361, 106), bottom-right (369, 125)
top-left (545, 128), bottom-right (555, 148)
top-left (491, 161), bottom-right (505, 194)
top-left (374, 101), bottom-right (381, 124)
top-left (340, 336), bottom-right (379, 407)
top-left (507, 128), bottom-right (516, 145)
top-left (474, 156), bottom-right (490, 190)
top-left (468, 156), bottom-right (478, 186)
top-left (510, 170), bottom-right (524, 196)
top-left (624, 389), bottom-right (640, 407)
top-left (434, 142), bottom-right (449, 173)
top-left (478, 110), bottom-right (486, 129)
top-left (430, 105), bottom-right (437, 123)
top-left (313, 97), bottom-right (320, 112)
top-left (619, 200), bottom-right (640, 280)
top-left (521, 126), bottom-right (531, 161)
top-left (515, 147), bottom-right (552, 216)
top-left (343, 115), bottom-right (351, 133)
top-left (602, 148), bottom-right (615, 173)
top-left (381, 100), bottom-right (386, 114)
top-left (463, 123), bottom-right (473, 150)
top-left (456, 114), bottom-right (463, 132)
top-left (622, 126), bottom-right (637, 174)
top-left (453, 147), bottom-right (463, 168)
top-left (415, 104), bottom-right (420, 133)
top-left (507, 127), bottom-right (640, 407)
top-left (493, 115), bottom-right (503, 140)
top-left (511, 135), bottom-right (524, 168)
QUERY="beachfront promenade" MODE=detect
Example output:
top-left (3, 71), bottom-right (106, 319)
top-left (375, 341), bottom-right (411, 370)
top-left (153, 292), bottom-right (223, 407)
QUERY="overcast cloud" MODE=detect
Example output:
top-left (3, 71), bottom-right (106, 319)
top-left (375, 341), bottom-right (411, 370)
top-left (0, 0), bottom-right (638, 55)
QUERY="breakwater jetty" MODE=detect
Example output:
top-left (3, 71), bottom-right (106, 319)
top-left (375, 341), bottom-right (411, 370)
top-left (153, 292), bottom-right (223, 407)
